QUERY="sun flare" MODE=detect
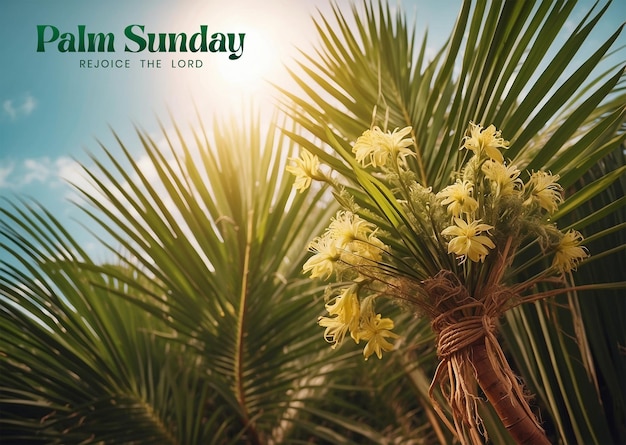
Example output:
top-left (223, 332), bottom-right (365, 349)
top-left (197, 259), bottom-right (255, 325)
top-left (161, 2), bottom-right (304, 114)
top-left (215, 27), bottom-right (275, 93)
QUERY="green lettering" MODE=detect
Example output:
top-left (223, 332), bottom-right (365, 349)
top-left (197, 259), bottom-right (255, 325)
top-left (189, 25), bottom-right (207, 52)
top-left (148, 34), bottom-right (166, 52)
top-left (227, 33), bottom-right (245, 60)
top-left (78, 25), bottom-right (85, 52)
top-left (36, 25), bottom-right (59, 52)
top-left (59, 32), bottom-right (76, 52)
top-left (88, 32), bottom-right (115, 52)
top-left (209, 32), bottom-right (226, 53)
top-left (124, 24), bottom-right (146, 52)
top-left (168, 33), bottom-right (187, 52)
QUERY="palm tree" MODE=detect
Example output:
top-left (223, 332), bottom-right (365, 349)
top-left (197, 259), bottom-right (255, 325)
top-left (280, 0), bottom-right (625, 443)
top-left (2, 108), bottom-right (458, 444)
top-left (1, 111), bottom-right (386, 444)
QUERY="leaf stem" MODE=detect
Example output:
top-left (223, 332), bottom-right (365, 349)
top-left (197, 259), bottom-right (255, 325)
top-left (234, 209), bottom-right (261, 444)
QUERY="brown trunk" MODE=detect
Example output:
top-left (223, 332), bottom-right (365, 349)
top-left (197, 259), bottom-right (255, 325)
top-left (471, 342), bottom-right (551, 445)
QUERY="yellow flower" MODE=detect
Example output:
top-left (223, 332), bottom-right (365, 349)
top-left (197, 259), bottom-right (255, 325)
top-left (437, 179), bottom-right (479, 217)
top-left (328, 211), bottom-right (374, 247)
top-left (355, 299), bottom-right (398, 360)
top-left (326, 286), bottom-right (360, 329)
top-left (326, 286), bottom-right (360, 319)
top-left (352, 126), bottom-right (414, 167)
top-left (524, 170), bottom-right (563, 214)
top-left (303, 233), bottom-right (340, 280)
top-left (441, 217), bottom-right (496, 263)
top-left (342, 237), bottom-right (386, 266)
top-left (286, 150), bottom-right (321, 192)
top-left (318, 316), bottom-right (351, 349)
top-left (319, 286), bottom-right (361, 348)
top-left (552, 230), bottom-right (589, 273)
top-left (328, 211), bottom-right (387, 266)
top-left (462, 122), bottom-right (509, 163)
top-left (304, 212), bottom-right (389, 279)
top-left (481, 160), bottom-right (522, 197)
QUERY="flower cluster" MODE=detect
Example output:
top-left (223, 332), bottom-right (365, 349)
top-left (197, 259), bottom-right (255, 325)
top-left (303, 210), bottom-right (388, 280)
top-left (286, 150), bottom-right (323, 193)
top-left (288, 121), bottom-right (589, 358)
top-left (436, 122), bottom-right (586, 271)
top-left (301, 210), bottom-right (397, 359)
top-left (352, 126), bottom-right (414, 167)
top-left (463, 123), bottom-right (509, 163)
top-left (441, 218), bottom-right (495, 263)
top-left (318, 285), bottom-right (398, 360)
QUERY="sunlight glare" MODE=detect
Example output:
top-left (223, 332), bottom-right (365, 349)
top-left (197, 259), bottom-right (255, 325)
top-left (162, 1), bottom-right (309, 117)
top-left (215, 27), bottom-right (275, 94)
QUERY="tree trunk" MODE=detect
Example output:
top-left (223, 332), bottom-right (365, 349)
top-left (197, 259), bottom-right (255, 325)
top-left (471, 342), bottom-right (551, 445)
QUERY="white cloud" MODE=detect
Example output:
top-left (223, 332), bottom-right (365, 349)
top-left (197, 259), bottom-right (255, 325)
top-left (21, 95), bottom-right (37, 116)
top-left (0, 162), bottom-right (15, 188)
top-left (22, 158), bottom-right (53, 185)
top-left (3, 100), bottom-right (16, 119)
top-left (0, 156), bottom-right (80, 190)
top-left (57, 157), bottom-right (91, 192)
top-left (2, 93), bottom-right (37, 120)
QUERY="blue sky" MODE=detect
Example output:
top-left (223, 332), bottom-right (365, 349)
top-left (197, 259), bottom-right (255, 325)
top-left (0, 0), bottom-right (624, 262)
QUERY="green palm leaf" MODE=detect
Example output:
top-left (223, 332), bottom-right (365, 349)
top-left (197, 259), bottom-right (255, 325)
top-left (3, 108), bottom-right (435, 443)
top-left (1, 200), bottom-right (219, 445)
top-left (281, 0), bottom-right (625, 442)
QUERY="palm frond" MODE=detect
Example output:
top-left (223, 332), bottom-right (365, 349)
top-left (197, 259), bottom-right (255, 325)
top-left (281, 0), bottom-right (625, 442)
top-left (1, 199), bottom-right (219, 445)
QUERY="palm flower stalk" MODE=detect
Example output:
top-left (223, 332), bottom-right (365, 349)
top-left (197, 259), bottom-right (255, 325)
top-left (289, 122), bottom-right (590, 444)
